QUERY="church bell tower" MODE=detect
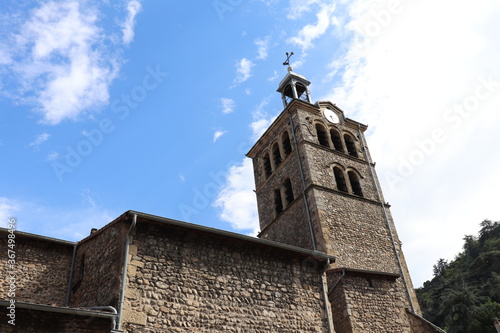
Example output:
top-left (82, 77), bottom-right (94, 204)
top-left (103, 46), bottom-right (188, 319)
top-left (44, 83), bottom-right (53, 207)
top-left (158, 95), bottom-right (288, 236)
top-left (247, 59), bottom-right (427, 332)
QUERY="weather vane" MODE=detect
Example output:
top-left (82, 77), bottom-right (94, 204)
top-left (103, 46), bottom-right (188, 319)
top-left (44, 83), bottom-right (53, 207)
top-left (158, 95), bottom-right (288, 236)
top-left (282, 52), bottom-right (294, 66)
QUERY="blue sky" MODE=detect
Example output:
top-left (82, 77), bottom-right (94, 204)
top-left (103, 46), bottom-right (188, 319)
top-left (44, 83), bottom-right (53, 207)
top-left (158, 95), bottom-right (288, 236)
top-left (1, 0), bottom-right (500, 287)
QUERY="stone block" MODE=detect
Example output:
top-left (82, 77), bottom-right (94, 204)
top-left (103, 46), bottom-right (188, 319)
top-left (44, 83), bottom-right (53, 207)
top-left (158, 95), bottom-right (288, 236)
top-left (122, 309), bottom-right (147, 326)
top-left (129, 244), bottom-right (138, 256)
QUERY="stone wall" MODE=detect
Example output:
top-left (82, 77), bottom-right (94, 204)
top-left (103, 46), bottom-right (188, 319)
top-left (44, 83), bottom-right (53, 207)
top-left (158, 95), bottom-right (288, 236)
top-left (328, 270), bottom-right (412, 333)
top-left (251, 108), bottom-right (317, 250)
top-left (248, 98), bottom-right (424, 330)
top-left (123, 221), bottom-right (328, 332)
top-left (406, 310), bottom-right (445, 333)
top-left (301, 143), bottom-right (377, 201)
top-left (254, 146), bottom-right (305, 232)
top-left (70, 220), bottom-right (128, 308)
top-left (0, 230), bottom-right (73, 306)
top-left (311, 188), bottom-right (400, 273)
top-left (0, 307), bottom-right (112, 333)
top-left (258, 197), bottom-right (314, 250)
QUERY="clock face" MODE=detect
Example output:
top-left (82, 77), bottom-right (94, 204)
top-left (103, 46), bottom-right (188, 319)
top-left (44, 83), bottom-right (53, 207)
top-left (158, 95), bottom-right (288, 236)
top-left (323, 109), bottom-right (339, 124)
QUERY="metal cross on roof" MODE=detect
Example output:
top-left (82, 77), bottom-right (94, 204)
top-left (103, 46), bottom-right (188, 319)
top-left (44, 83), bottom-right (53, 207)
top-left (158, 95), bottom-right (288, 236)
top-left (282, 52), bottom-right (294, 66)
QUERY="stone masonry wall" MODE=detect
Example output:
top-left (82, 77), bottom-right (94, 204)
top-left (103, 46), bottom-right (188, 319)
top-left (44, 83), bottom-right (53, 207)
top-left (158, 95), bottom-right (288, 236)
top-left (0, 307), bottom-right (112, 333)
top-left (302, 143), bottom-right (377, 201)
top-left (123, 222), bottom-right (328, 332)
top-left (70, 220), bottom-right (128, 308)
top-left (254, 146), bottom-right (305, 233)
top-left (406, 310), bottom-right (445, 333)
top-left (252, 110), bottom-right (317, 250)
top-left (292, 103), bottom-right (387, 204)
top-left (248, 97), bottom-right (422, 331)
top-left (258, 197), bottom-right (314, 250)
top-left (295, 107), bottom-right (422, 313)
top-left (0, 230), bottom-right (73, 306)
top-left (311, 188), bottom-right (400, 273)
top-left (328, 271), bottom-right (412, 333)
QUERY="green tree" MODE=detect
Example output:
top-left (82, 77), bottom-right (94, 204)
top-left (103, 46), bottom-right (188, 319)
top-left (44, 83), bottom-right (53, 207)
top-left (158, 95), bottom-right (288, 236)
top-left (433, 258), bottom-right (449, 277)
top-left (468, 299), bottom-right (500, 333)
top-left (416, 220), bottom-right (500, 332)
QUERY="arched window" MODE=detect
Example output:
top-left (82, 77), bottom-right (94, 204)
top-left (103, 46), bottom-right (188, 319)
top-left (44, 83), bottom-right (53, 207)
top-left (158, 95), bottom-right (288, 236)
top-left (274, 189), bottom-right (283, 215)
top-left (283, 84), bottom-right (294, 105)
top-left (296, 83), bottom-right (309, 102)
top-left (316, 124), bottom-right (329, 148)
top-left (272, 142), bottom-right (282, 168)
top-left (333, 167), bottom-right (348, 193)
top-left (262, 153), bottom-right (272, 178)
top-left (282, 131), bottom-right (292, 157)
top-left (283, 178), bottom-right (294, 206)
top-left (348, 171), bottom-right (363, 197)
top-left (344, 134), bottom-right (358, 157)
top-left (330, 129), bottom-right (344, 152)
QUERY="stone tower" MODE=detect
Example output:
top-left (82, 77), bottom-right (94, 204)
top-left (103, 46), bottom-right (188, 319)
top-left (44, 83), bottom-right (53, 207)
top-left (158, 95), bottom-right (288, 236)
top-left (247, 67), bottom-right (426, 332)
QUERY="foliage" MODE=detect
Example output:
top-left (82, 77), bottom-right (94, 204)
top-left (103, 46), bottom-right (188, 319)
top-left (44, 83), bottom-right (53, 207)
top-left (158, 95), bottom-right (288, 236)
top-left (416, 220), bottom-right (500, 333)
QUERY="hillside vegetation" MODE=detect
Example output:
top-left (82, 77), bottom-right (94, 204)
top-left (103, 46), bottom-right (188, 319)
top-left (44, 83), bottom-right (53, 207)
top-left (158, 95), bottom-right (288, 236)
top-left (416, 220), bottom-right (500, 333)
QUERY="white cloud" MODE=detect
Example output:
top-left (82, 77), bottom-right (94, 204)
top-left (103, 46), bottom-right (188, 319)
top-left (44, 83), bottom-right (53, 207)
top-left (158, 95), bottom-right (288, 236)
top-left (213, 130), bottom-right (227, 143)
top-left (259, 0), bottom-right (279, 6)
top-left (251, 96), bottom-right (270, 120)
top-left (220, 97), bottom-right (235, 114)
top-left (0, 1), bottom-right (141, 125)
top-left (267, 70), bottom-right (279, 82)
top-left (214, 158), bottom-right (259, 234)
top-left (325, 0), bottom-right (500, 286)
top-left (44, 206), bottom-right (115, 241)
top-left (233, 58), bottom-right (255, 85)
top-left (249, 98), bottom-right (278, 141)
top-left (122, 0), bottom-right (142, 45)
top-left (0, 196), bottom-right (115, 241)
top-left (250, 119), bottom-right (273, 141)
top-left (255, 36), bottom-right (271, 60)
top-left (79, 188), bottom-right (98, 209)
top-left (214, 97), bottom-right (277, 233)
top-left (0, 49), bottom-right (11, 65)
top-left (0, 197), bottom-right (20, 227)
top-left (288, 2), bottom-right (336, 52)
top-left (287, 0), bottom-right (321, 20)
top-left (29, 133), bottom-right (50, 147)
top-left (46, 152), bottom-right (60, 161)
top-left (15, 2), bottom-right (115, 125)
top-left (249, 97), bottom-right (278, 141)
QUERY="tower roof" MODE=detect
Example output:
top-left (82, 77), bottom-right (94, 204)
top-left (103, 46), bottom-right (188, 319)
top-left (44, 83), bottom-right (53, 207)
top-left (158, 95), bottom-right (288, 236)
top-left (277, 66), bottom-right (313, 107)
top-left (277, 69), bottom-right (311, 93)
